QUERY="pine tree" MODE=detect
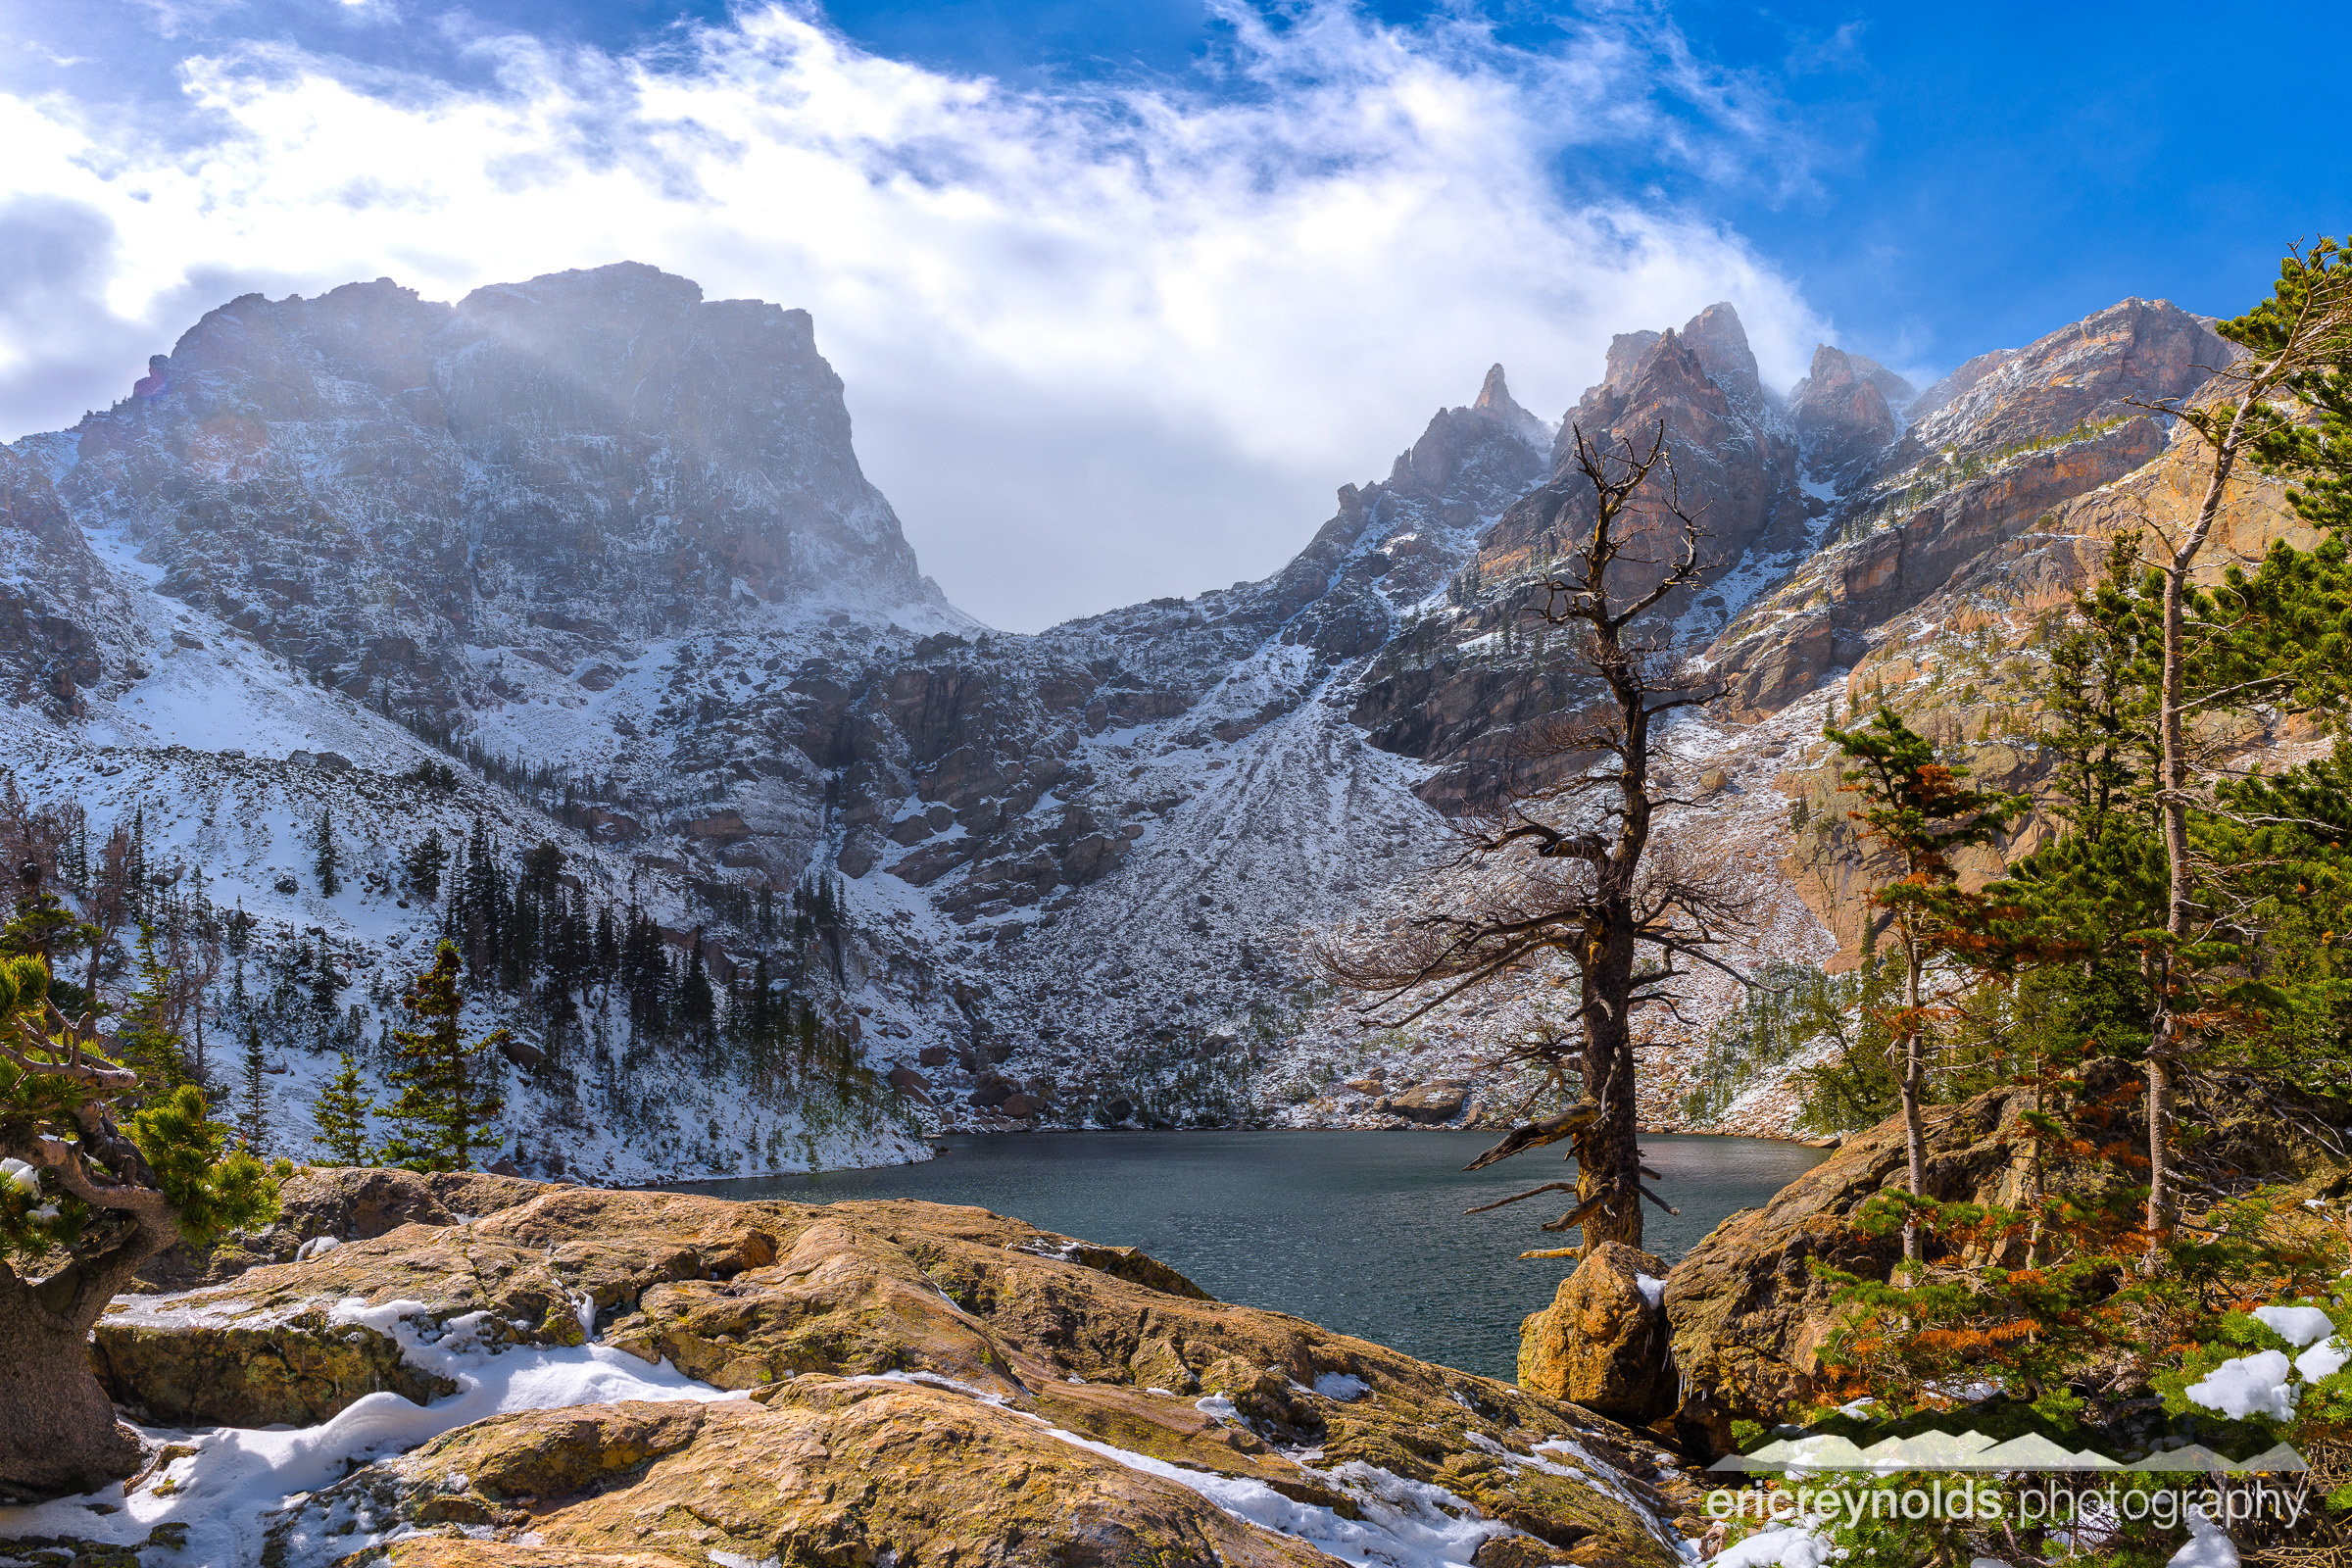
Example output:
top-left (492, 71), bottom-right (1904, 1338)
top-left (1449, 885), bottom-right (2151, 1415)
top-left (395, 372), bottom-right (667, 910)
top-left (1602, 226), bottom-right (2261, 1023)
top-left (379, 939), bottom-right (508, 1172)
top-left (404, 828), bottom-right (447, 901)
top-left (236, 1023), bottom-right (270, 1153)
top-left (116, 925), bottom-right (192, 1096)
top-left (309, 946), bottom-right (343, 1031)
top-left (1824, 705), bottom-right (2025, 1266)
top-left (313, 1051), bottom-right (373, 1164)
top-left (2113, 243), bottom-right (2352, 1255)
top-left (313, 807), bottom-right (340, 898)
top-left (680, 929), bottom-right (715, 1041)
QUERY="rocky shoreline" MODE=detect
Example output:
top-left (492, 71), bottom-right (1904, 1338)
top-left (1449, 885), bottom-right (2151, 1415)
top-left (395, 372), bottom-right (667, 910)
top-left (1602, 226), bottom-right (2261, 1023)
top-left (13, 1071), bottom-right (2310, 1567)
top-left (7, 1167), bottom-right (1711, 1567)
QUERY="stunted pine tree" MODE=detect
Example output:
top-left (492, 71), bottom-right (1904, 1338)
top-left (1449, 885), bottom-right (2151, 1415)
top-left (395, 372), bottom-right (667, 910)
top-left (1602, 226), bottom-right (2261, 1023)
top-left (313, 806), bottom-right (340, 898)
top-left (1822, 707), bottom-right (2024, 1265)
top-left (313, 1051), bottom-right (374, 1164)
top-left (380, 939), bottom-right (507, 1172)
top-left (1319, 423), bottom-right (1741, 1255)
top-left (0, 944), bottom-right (276, 1500)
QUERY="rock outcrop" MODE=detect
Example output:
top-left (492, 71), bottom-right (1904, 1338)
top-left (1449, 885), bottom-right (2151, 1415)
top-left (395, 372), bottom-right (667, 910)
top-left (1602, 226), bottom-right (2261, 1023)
top-left (1789, 344), bottom-right (1902, 488)
top-left (97, 1172), bottom-right (1706, 1567)
top-left (0, 440), bottom-right (132, 716)
top-left (138, 1165), bottom-right (550, 1292)
top-left (1516, 1243), bottom-right (1670, 1423)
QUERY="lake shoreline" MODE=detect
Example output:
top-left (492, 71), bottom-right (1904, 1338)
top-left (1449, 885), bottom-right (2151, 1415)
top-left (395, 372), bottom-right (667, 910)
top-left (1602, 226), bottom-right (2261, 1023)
top-left (641, 1119), bottom-right (1839, 1190)
top-left (643, 1128), bottom-right (1829, 1382)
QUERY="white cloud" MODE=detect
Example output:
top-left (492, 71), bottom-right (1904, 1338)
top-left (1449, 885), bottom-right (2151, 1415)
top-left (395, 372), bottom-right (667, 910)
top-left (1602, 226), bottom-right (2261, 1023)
top-left (0, 2), bottom-right (1835, 630)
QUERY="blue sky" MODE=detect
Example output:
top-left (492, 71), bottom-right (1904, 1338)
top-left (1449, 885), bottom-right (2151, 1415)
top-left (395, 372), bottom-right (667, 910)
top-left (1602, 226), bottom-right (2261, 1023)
top-left (1, 0), bottom-right (2343, 627)
top-left (820, 0), bottom-right (2352, 371)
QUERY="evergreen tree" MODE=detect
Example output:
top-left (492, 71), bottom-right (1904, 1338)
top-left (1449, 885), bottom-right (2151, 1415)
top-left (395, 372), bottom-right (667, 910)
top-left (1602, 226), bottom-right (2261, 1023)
top-left (2113, 243), bottom-right (2352, 1252)
top-left (309, 945), bottom-right (343, 1029)
top-left (1823, 705), bottom-right (2025, 1265)
top-left (313, 807), bottom-right (340, 898)
top-left (403, 828), bottom-right (447, 901)
top-left (379, 939), bottom-right (508, 1172)
top-left (236, 1023), bottom-right (269, 1153)
top-left (312, 1051), bottom-right (373, 1164)
top-left (116, 925), bottom-right (192, 1095)
top-left (125, 804), bottom-right (148, 925)
top-left (680, 929), bottom-right (715, 1041)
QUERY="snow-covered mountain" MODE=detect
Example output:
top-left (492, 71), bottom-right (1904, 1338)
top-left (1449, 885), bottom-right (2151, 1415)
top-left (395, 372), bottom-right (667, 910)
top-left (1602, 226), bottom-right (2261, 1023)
top-left (0, 265), bottom-right (2263, 1169)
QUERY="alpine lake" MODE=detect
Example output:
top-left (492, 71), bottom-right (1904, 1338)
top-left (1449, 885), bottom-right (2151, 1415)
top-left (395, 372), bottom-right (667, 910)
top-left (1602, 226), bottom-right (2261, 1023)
top-left (668, 1130), bottom-right (1828, 1382)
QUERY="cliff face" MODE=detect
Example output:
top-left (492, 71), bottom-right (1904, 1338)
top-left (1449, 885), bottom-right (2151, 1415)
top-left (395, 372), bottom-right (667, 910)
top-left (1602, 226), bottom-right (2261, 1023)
top-left (0, 442), bottom-right (128, 716)
top-left (1704, 298), bottom-right (2230, 720)
top-left (50, 265), bottom-right (955, 719)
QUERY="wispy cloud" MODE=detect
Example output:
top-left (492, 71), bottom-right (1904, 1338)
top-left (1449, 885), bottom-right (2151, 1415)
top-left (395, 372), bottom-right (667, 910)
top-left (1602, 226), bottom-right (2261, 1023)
top-left (0, 1), bottom-right (1835, 629)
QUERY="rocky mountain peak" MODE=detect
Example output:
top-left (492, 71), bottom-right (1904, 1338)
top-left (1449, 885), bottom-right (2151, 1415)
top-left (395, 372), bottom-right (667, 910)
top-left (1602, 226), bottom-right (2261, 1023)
top-left (1595, 329), bottom-right (1664, 398)
top-left (1900, 296), bottom-right (2230, 458)
top-left (1562, 326), bottom-right (1735, 459)
top-left (37, 263), bottom-right (959, 719)
top-left (1678, 302), bottom-right (1766, 413)
top-left (1709, 296), bottom-right (2236, 719)
top-left (1789, 343), bottom-right (1899, 479)
top-left (1467, 364), bottom-right (1550, 452)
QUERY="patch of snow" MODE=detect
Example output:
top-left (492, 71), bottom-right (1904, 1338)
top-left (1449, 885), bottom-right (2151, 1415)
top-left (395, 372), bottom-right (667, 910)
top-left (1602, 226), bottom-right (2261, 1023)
top-left (1635, 1274), bottom-right (1666, 1308)
top-left (1711, 1524), bottom-right (1837, 1568)
top-left (1045, 1425), bottom-right (1506, 1568)
top-left (2297, 1338), bottom-right (2349, 1383)
top-left (2253, 1304), bottom-right (2335, 1348)
top-left (2168, 1506), bottom-right (2239, 1568)
top-left (1314, 1372), bottom-right (1371, 1401)
top-left (0, 1298), bottom-right (739, 1568)
top-left (2184, 1350), bottom-right (2296, 1421)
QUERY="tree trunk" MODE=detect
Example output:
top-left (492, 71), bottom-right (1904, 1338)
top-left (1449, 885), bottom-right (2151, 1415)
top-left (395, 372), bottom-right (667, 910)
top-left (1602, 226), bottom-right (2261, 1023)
top-left (1898, 927), bottom-right (1928, 1267)
top-left (2145, 388), bottom-right (2253, 1265)
top-left (1577, 918), bottom-right (1644, 1252)
top-left (0, 1238), bottom-right (161, 1502)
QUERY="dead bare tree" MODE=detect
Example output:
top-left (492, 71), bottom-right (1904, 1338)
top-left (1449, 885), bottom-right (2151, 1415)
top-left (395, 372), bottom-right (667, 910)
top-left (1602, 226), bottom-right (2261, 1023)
top-left (1318, 422), bottom-right (1744, 1254)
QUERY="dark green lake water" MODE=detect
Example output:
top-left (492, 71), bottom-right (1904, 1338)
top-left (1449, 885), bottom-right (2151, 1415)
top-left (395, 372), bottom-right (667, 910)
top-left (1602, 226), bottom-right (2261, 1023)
top-left (673, 1130), bottom-right (1825, 1382)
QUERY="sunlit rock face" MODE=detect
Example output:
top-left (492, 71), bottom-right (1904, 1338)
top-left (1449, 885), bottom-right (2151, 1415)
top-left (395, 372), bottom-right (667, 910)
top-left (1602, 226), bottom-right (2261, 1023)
top-left (1706, 297), bottom-right (2230, 719)
top-left (47, 263), bottom-right (952, 717)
